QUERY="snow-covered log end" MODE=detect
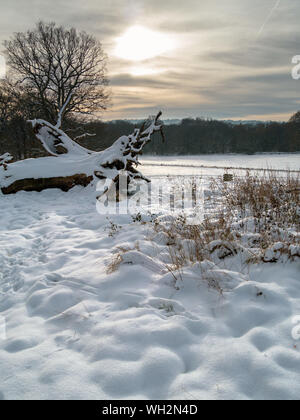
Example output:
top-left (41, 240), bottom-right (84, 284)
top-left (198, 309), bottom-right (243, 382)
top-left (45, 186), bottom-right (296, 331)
top-left (0, 113), bottom-right (164, 195)
top-left (0, 153), bottom-right (13, 172)
top-left (0, 153), bottom-right (13, 165)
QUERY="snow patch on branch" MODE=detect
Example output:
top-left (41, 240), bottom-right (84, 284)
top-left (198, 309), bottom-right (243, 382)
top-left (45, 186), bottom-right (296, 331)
top-left (55, 93), bottom-right (73, 129)
top-left (0, 153), bottom-right (13, 165)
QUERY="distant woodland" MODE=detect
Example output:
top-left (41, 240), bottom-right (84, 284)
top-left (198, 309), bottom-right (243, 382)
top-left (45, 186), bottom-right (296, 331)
top-left (1, 116), bottom-right (300, 160)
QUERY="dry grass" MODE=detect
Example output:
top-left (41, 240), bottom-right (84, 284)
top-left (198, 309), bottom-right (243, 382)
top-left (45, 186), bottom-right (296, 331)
top-left (106, 253), bottom-right (123, 274)
top-left (106, 171), bottom-right (299, 283)
top-left (153, 171), bottom-right (300, 274)
top-left (106, 242), bottom-right (140, 274)
top-left (217, 170), bottom-right (300, 232)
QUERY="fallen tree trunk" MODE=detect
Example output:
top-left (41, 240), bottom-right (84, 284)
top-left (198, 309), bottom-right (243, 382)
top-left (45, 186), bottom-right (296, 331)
top-left (0, 113), bottom-right (164, 195)
top-left (1, 174), bottom-right (93, 194)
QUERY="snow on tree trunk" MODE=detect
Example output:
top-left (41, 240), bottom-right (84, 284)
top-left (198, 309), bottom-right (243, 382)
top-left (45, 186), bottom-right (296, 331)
top-left (0, 153), bottom-right (13, 171)
top-left (0, 113), bottom-right (164, 195)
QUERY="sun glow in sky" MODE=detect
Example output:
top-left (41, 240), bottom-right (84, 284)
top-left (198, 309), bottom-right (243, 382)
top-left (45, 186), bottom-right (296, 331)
top-left (114, 25), bottom-right (175, 61)
top-left (0, 0), bottom-right (299, 120)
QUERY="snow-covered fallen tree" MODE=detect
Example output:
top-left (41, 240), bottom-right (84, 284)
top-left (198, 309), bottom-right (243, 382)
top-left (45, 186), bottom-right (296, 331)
top-left (0, 112), bottom-right (164, 195)
top-left (0, 153), bottom-right (13, 170)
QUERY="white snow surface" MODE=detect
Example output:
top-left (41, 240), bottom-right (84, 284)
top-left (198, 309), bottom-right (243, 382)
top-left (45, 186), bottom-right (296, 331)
top-left (0, 184), bottom-right (300, 400)
top-left (141, 154), bottom-right (300, 177)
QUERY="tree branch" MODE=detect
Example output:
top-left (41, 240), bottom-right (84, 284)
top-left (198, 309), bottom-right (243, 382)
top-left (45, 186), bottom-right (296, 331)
top-left (55, 92), bottom-right (72, 129)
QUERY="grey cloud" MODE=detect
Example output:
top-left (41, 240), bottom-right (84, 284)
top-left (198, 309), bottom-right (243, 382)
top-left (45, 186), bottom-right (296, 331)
top-left (154, 18), bottom-right (232, 33)
top-left (110, 74), bottom-right (177, 89)
top-left (1, 0), bottom-right (300, 120)
top-left (204, 33), bottom-right (300, 69)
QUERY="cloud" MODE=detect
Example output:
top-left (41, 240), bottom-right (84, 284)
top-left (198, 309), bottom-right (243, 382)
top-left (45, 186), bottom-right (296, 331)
top-left (0, 0), bottom-right (299, 120)
top-left (110, 73), bottom-right (176, 89)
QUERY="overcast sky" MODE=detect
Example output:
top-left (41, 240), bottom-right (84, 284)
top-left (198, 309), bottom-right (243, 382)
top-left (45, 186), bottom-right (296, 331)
top-left (0, 0), bottom-right (300, 121)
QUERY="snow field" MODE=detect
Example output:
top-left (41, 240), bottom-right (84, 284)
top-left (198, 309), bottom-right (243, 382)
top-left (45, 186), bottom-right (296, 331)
top-left (0, 183), bottom-right (299, 400)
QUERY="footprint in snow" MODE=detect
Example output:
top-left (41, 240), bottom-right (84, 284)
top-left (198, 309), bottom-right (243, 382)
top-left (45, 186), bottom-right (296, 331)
top-left (145, 297), bottom-right (198, 320)
top-left (45, 273), bottom-right (63, 284)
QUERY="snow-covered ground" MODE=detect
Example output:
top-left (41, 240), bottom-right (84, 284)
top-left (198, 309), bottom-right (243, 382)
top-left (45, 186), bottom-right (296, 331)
top-left (0, 158), bottom-right (300, 400)
top-left (141, 153), bottom-right (300, 177)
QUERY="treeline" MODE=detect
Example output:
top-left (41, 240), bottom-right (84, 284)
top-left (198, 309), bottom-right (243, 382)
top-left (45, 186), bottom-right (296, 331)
top-left (1, 116), bottom-right (300, 160)
top-left (68, 117), bottom-right (300, 155)
top-left (142, 118), bottom-right (300, 155)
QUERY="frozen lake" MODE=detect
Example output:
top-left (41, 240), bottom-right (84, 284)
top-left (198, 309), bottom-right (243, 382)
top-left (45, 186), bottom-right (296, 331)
top-left (141, 153), bottom-right (300, 177)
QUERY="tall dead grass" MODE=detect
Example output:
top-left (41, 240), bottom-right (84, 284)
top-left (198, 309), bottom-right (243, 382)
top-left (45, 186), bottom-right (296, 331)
top-left (218, 170), bottom-right (299, 231)
top-left (154, 171), bottom-right (300, 272)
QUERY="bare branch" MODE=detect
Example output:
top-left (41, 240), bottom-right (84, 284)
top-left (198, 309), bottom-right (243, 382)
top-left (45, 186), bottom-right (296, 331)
top-left (74, 132), bottom-right (96, 141)
top-left (55, 92), bottom-right (72, 129)
top-left (3, 21), bottom-right (110, 126)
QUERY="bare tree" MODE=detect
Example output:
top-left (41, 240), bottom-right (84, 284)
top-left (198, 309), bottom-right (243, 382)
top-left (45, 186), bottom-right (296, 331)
top-left (3, 21), bottom-right (109, 126)
top-left (0, 79), bottom-right (48, 159)
top-left (289, 111), bottom-right (300, 124)
top-left (0, 81), bottom-right (14, 132)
